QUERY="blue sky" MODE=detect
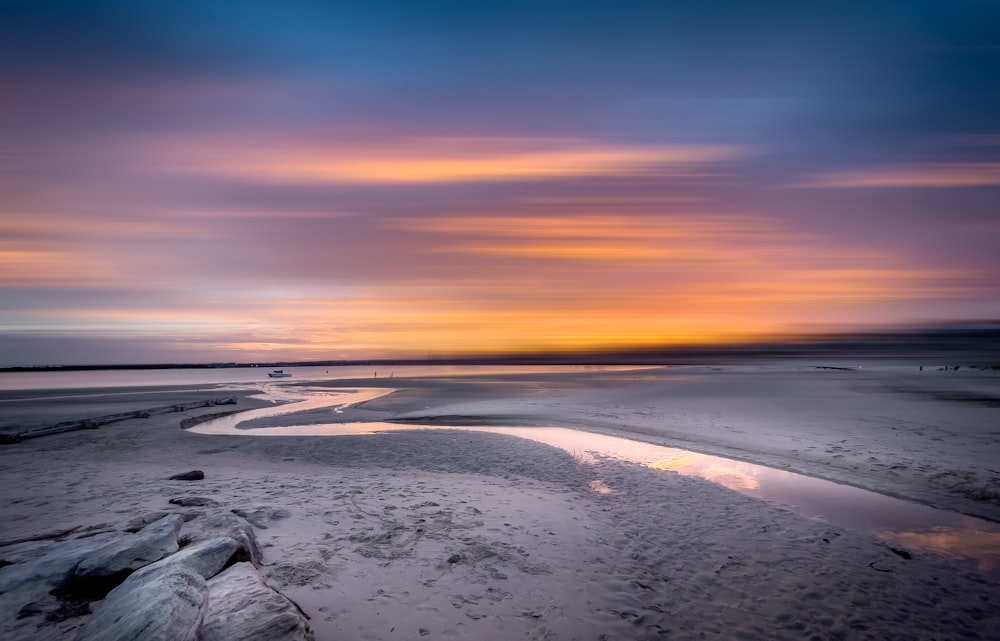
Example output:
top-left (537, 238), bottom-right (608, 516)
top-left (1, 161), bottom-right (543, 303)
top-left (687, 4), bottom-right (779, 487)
top-left (2, 1), bottom-right (999, 364)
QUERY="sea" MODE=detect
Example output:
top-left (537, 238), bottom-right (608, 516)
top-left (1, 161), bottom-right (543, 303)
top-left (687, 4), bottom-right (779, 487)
top-left (0, 364), bottom-right (641, 392)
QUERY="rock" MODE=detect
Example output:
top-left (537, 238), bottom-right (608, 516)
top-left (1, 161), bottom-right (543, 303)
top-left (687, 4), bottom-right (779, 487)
top-left (199, 562), bottom-right (313, 641)
top-left (75, 514), bottom-right (183, 579)
top-left (16, 601), bottom-right (46, 619)
top-left (130, 537), bottom-right (239, 581)
top-left (232, 506), bottom-right (292, 529)
top-left (169, 470), bottom-right (205, 481)
top-left (179, 511), bottom-right (262, 566)
top-left (123, 512), bottom-right (171, 532)
top-left (169, 497), bottom-right (220, 507)
top-left (40, 596), bottom-right (92, 623)
top-left (0, 532), bottom-right (126, 617)
top-left (75, 564), bottom-right (208, 641)
top-left (0, 532), bottom-right (119, 567)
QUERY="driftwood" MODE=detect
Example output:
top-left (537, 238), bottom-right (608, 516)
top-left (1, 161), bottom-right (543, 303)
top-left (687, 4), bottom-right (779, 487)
top-left (0, 397), bottom-right (237, 444)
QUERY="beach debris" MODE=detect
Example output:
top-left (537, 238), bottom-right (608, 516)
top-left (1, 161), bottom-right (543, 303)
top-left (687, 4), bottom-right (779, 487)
top-left (169, 470), bottom-right (205, 481)
top-left (75, 564), bottom-right (209, 641)
top-left (867, 560), bottom-right (893, 572)
top-left (0, 397), bottom-right (238, 444)
top-left (74, 514), bottom-right (183, 581)
top-left (232, 506), bottom-right (292, 529)
top-left (889, 546), bottom-right (913, 560)
top-left (200, 562), bottom-right (314, 641)
top-left (170, 496), bottom-right (220, 507)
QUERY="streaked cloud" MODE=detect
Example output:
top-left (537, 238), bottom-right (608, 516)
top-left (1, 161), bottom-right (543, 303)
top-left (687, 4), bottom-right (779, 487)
top-left (388, 215), bottom-right (764, 262)
top-left (0, 249), bottom-right (122, 287)
top-left (2, 2), bottom-right (999, 365)
top-left (149, 136), bottom-right (749, 185)
top-left (797, 162), bottom-right (1000, 188)
top-left (1, 197), bottom-right (980, 361)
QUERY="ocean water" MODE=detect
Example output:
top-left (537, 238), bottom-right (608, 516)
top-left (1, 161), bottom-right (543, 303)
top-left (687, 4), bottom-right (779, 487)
top-left (0, 364), bottom-right (643, 392)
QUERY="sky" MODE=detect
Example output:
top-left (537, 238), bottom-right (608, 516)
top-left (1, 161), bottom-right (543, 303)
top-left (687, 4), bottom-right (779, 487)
top-left (2, 0), bottom-right (999, 366)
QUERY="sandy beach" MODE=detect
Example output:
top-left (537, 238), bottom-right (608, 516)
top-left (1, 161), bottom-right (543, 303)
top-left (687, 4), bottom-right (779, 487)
top-left (1, 364), bottom-right (999, 640)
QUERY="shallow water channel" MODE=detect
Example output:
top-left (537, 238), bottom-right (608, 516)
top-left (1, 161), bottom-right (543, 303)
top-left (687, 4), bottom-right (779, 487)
top-left (192, 385), bottom-right (1000, 576)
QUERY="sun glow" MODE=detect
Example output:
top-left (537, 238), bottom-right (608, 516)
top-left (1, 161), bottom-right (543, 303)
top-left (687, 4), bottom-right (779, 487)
top-left (0, 201), bottom-right (974, 361)
top-left (3, 126), bottom-right (995, 364)
top-left (148, 136), bottom-right (748, 184)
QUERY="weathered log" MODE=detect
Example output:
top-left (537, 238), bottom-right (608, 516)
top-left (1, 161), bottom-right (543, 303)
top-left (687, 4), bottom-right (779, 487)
top-left (0, 397), bottom-right (238, 444)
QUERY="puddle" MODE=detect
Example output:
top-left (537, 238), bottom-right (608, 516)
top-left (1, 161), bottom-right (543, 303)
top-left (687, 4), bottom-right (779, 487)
top-left (189, 386), bottom-right (1000, 575)
top-left (190, 386), bottom-right (393, 433)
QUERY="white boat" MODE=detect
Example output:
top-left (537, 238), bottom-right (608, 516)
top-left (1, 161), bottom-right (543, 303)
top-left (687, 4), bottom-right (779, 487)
top-left (267, 370), bottom-right (292, 378)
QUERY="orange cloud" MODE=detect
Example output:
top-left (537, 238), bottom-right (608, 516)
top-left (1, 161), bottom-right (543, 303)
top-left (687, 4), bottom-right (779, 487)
top-left (2, 140), bottom-right (989, 362)
top-left (358, 213), bottom-right (974, 351)
top-left (150, 136), bottom-right (749, 184)
top-left (0, 248), bottom-right (122, 288)
top-left (0, 214), bottom-right (197, 239)
top-left (798, 162), bottom-right (1000, 188)
top-left (387, 214), bottom-right (784, 263)
top-left (2, 201), bottom-right (977, 359)
top-left (0, 207), bottom-right (210, 290)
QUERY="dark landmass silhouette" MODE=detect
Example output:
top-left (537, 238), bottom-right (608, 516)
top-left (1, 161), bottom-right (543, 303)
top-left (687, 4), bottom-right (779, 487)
top-left (3, 322), bottom-right (998, 372)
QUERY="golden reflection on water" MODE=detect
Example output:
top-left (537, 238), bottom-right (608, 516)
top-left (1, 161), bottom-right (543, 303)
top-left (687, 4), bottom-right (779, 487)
top-left (648, 453), bottom-right (761, 491)
top-left (881, 527), bottom-right (1000, 573)
top-left (589, 480), bottom-right (617, 495)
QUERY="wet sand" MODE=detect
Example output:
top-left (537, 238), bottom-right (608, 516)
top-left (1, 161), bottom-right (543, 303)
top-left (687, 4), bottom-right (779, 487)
top-left (1, 364), bottom-right (998, 640)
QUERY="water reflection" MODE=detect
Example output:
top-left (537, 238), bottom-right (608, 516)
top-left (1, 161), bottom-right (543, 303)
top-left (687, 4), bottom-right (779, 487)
top-left (649, 452), bottom-right (762, 491)
top-left (190, 386), bottom-right (394, 434)
top-left (589, 480), bottom-right (617, 495)
top-left (882, 525), bottom-right (1000, 573)
top-left (189, 387), bottom-right (1000, 575)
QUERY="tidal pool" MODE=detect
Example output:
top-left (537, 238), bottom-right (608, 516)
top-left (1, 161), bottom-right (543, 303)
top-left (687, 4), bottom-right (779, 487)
top-left (190, 386), bottom-right (1000, 575)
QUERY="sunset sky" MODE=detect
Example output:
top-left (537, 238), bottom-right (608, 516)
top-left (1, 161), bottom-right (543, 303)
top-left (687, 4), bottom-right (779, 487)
top-left (2, 1), bottom-right (999, 365)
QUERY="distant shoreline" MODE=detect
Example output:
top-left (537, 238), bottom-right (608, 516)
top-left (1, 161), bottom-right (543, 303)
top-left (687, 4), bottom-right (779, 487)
top-left (4, 322), bottom-right (999, 371)
top-left (3, 353), bottom-right (998, 373)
